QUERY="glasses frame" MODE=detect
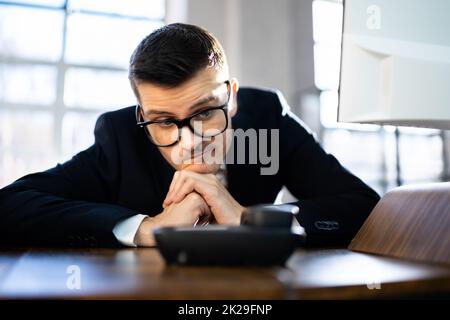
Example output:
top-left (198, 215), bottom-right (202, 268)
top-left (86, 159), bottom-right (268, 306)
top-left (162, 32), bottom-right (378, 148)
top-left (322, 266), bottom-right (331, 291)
top-left (136, 80), bottom-right (231, 147)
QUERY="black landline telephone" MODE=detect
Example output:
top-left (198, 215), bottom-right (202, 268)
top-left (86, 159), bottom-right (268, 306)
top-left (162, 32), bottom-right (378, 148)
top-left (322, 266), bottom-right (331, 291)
top-left (153, 204), bottom-right (306, 266)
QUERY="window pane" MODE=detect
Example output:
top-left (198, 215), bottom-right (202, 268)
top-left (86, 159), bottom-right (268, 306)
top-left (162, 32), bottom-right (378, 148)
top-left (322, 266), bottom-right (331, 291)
top-left (0, 110), bottom-right (55, 187)
top-left (314, 44), bottom-right (341, 91)
top-left (0, 149), bottom-right (56, 188)
top-left (0, 110), bottom-right (54, 151)
top-left (399, 133), bottom-right (443, 182)
top-left (312, 0), bottom-right (343, 44)
top-left (65, 13), bottom-right (163, 68)
top-left (444, 131), bottom-right (450, 180)
top-left (0, 5), bottom-right (64, 61)
top-left (322, 129), bottom-right (383, 184)
top-left (398, 126), bottom-right (440, 136)
top-left (64, 68), bottom-right (135, 109)
top-left (383, 126), bottom-right (443, 184)
top-left (0, 64), bottom-right (57, 105)
top-left (61, 112), bottom-right (100, 160)
top-left (383, 127), bottom-right (399, 186)
top-left (0, 0), bottom-right (65, 7)
top-left (68, 0), bottom-right (165, 19)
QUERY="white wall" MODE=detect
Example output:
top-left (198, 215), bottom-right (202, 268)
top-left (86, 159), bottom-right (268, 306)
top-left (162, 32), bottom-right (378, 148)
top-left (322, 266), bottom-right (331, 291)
top-left (167, 0), bottom-right (319, 130)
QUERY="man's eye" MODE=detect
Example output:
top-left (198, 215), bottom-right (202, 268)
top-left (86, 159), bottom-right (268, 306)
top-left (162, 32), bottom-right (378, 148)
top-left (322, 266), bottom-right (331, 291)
top-left (196, 110), bottom-right (213, 119)
top-left (156, 120), bottom-right (174, 128)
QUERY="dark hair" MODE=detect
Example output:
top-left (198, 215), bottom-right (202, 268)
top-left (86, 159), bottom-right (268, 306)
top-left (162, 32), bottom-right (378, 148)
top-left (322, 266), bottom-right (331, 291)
top-left (128, 23), bottom-right (226, 97)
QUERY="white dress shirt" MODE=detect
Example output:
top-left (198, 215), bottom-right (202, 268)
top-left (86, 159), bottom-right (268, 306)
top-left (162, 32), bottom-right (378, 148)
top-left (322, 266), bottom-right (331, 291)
top-left (112, 214), bottom-right (148, 247)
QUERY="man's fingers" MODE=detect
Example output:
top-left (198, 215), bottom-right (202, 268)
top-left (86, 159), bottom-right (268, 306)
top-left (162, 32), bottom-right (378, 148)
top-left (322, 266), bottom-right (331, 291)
top-left (171, 179), bottom-right (196, 204)
top-left (168, 171), bottom-right (179, 193)
top-left (165, 171), bottom-right (200, 205)
top-left (164, 170), bottom-right (221, 207)
top-left (171, 176), bottom-right (214, 204)
top-left (163, 172), bottom-right (178, 207)
top-left (171, 172), bottom-right (189, 199)
top-left (164, 171), bottom-right (183, 206)
top-left (186, 178), bottom-right (217, 205)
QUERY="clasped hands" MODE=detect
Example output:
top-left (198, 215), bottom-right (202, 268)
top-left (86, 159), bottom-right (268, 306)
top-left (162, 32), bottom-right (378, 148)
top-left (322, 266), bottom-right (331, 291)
top-left (134, 170), bottom-right (246, 247)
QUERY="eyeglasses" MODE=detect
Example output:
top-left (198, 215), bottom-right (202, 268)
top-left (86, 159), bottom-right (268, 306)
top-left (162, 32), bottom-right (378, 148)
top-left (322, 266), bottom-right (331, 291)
top-left (136, 80), bottom-right (231, 147)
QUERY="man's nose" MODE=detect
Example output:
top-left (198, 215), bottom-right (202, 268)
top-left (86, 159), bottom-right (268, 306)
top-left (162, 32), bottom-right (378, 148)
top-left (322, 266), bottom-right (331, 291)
top-left (179, 126), bottom-right (202, 151)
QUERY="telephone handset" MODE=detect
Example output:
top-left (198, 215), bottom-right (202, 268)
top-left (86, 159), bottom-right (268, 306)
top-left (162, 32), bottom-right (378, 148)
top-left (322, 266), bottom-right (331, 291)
top-left (240, 204), bottom-right (299, 228)
top-left (154, 204), bottom-right (306, 266)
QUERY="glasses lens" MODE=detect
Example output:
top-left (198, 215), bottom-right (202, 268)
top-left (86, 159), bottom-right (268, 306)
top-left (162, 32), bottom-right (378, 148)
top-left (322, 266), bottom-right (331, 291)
top-left (146, 122), bottom-right (179, 146)
top-left (140, 82), bottom-right (230, 146)
top-left (190, 108), bottom-right (227, 137)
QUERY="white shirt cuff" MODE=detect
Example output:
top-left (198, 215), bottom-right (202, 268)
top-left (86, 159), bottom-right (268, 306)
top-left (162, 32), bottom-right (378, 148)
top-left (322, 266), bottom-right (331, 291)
top-left (112, 214), bottom-right (148, 247)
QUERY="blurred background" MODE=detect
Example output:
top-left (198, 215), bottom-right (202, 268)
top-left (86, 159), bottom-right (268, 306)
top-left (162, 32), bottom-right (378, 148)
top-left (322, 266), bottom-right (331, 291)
top-left (0, 0), bottom-right (449, 196)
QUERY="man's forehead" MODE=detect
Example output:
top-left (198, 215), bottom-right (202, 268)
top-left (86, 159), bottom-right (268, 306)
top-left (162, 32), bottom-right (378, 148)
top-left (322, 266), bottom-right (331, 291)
top-left (138, 80), bottom-right (227, 111)
top-left (138, 66), bottom-right (227, 100)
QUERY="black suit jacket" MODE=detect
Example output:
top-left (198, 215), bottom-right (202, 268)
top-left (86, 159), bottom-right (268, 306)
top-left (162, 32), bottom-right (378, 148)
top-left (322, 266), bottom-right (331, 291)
top-left (0, 87), bottom-right (380, 247)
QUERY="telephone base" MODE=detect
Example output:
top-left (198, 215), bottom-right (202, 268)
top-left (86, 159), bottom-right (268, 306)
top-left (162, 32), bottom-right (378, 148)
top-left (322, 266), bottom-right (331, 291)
top-left (153, 225), bottom-right (306, 266)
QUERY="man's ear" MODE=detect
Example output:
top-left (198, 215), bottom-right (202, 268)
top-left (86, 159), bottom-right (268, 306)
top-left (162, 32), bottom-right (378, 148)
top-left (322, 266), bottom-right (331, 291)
top-left (229, 78), bottom-right (239, 118)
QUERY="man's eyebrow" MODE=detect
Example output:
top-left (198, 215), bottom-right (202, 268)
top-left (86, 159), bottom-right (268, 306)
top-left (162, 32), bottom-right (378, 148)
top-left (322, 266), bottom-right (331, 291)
top-left (143, 94), bottom-right (220, 117)
top-left (144, 109), bottom-right (174, 117)
top-left (189, 95), bottom-right (218, 110)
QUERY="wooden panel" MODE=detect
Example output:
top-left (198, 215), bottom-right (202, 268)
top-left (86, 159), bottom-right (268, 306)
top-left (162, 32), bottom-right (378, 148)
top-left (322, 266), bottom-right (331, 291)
top-left (349, 182), bottom-right (450, 265)
top-left (277, 249), bottom-right (450, 299)
top-left (0, 248), bottom-right (449, 299)
top-left (0, 248), bottom-right (284, 299)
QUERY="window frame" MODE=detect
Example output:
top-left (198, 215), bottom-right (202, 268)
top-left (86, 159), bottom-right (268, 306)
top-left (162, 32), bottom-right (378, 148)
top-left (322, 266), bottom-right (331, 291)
top-left (0, 0), bottom-right (166, 187)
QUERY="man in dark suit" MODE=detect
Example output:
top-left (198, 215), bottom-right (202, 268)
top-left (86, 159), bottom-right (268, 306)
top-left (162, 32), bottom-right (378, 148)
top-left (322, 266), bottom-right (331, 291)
top-left (0, 23), bottom-right (379, 248)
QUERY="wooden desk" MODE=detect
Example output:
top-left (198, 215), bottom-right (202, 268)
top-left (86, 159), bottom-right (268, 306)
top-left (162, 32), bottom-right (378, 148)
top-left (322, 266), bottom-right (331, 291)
top-left (0, 248), bottom-right (449, 299)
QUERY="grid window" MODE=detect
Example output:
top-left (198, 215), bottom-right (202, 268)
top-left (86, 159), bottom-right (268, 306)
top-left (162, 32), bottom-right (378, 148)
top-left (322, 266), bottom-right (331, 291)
top-left (0, 0), bottom-right (165, 188)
